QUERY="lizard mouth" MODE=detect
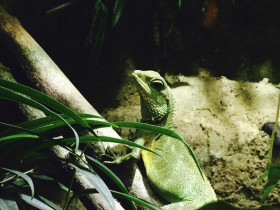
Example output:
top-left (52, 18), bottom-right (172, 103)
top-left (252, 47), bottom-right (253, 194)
top-left (132, 72), bottom-right (151, 95)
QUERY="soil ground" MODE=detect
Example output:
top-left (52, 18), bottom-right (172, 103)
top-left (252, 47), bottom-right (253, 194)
top-left (102, 70), bottom-right (280, 209)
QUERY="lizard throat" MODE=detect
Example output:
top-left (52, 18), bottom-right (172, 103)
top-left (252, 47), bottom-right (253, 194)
top-left (140, 96), bottom-right (174, 128)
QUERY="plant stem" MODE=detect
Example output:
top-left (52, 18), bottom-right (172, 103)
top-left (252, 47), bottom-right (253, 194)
top-left (63, 171), bottom-right (75, 210)
top-left (268, 91), bottom-right (280, 164)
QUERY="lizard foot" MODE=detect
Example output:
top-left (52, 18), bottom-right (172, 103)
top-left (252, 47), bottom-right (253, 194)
top-left (103, 144), bottom-right (138, 164)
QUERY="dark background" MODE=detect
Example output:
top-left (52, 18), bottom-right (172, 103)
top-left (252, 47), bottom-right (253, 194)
top-left (1, 0), bottom-right (280, 111)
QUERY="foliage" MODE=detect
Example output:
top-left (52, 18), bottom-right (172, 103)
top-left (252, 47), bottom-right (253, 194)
top-left (0, 78), bottom-right (154, 209)
top-left (0, 78), bottom-right (200, 209)
top-left (257, 91), bottom-right (280, 202)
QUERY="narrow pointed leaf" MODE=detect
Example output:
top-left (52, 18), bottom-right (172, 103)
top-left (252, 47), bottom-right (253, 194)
top-left (0, 78), bottom-right (91, 130)
top-left (260, 164), bottom-right (280, 203)
top-left (19, 194), bottom-right (53, 210)
top-left (86, 156), bottom-right (128, 193)
top-left (46, 1), bottom-right (73, 14)
top-left (70, 189), bottom-right (160, 210)
top-left (86, 156), bottom-right (137, 210)
top-left (62, 135), bottom-right (159, 156)
top-left (37, 195), bottom-right (63, 210)
top-left (70, 164), bottom-right (115, 210)
top-left (0, 86), bottom-right (80, 150)
top-left (112, 0), bottom-right (127, 27)
top-left (2, 168), bottom-right (34, 198)
top-left (0, 134), bottom-right (39, 142)
top-left (0, 115), bottom-right (113, 138)
top-left (0, 197), bottom-right (19, 210)
top-left (178, 0), bottom-right (182, 9)
top-left (111, 190), bottom-right (161, 210)
top-left (0, 122), bottom-right (39, 136)
top-left (22, 151), bottom-right (48, 163)
top-left (30, 174), bottom-right (71, 192)
top-left (85, 0), bottom-right (108, 88)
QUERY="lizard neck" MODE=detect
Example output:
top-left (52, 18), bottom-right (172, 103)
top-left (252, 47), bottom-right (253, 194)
top-left (140, 90), bottom-right (175, 130)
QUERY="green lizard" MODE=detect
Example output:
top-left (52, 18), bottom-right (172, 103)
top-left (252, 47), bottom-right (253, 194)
top-left (111, 70), bottom-right (217, 209)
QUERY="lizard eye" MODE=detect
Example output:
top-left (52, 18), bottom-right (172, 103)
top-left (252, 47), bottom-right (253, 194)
top-left (150, 79), bottom-right (164, 91)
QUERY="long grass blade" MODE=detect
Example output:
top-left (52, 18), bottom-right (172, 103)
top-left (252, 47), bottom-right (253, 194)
top-left (85, 0), bottom-right (108, 90)
top-left (68, 188), bottom-right (160, 210)
top-left (86, 156), bottom-right (128, 193)
top-left (70, 164), bottom-right (115, 210)
top-left (63, 135), bottom-right (159, 156)
top-left (112, 0), bottom-right (127, 27)
top-left (0, 79), bottom-right (91, 130)
top-left (0, 197), bottom-right (19, 210)
top-left (0, 122), bottom-right (39, 136)
top-left (2, 168), bottom-right (34, 198)
top-left (0, 85), bottom-right (80, 150)
top-left (0, 134), bottom-right (39, 142)
top-left (19, 194), bottom-right (53, 210)
top-left (86, 156), bottom-right (137, 210)
top-left (0, 114), bottom-right (111, 138)
top-left (37, 195), bottom-right (63, 210)
top-left (111, 190), bottom-right (161, 210)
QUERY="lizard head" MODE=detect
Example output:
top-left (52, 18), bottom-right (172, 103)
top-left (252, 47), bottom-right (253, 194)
top-left (132, 70), bottom-right (173, 126)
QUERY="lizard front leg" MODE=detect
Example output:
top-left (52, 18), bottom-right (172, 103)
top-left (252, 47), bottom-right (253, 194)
top-left (104, 138), bottom-right (145, 164)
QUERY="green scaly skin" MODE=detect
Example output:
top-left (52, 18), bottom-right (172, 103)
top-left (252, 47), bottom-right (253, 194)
top-left (109, 70), bottom-right (217, 209)
top-left (133, 70), bottom-right (217, 209)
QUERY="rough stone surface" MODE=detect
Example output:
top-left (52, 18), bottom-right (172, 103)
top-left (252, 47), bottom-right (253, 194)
top-left (102, 71), bottom-right (280, 208)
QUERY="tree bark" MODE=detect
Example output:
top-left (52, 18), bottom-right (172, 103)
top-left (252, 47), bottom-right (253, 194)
top-left (0, 6), bottom-right (124, 210)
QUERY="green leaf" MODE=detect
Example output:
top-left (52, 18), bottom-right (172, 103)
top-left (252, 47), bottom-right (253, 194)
top-left (0, 122), bottom-right (39, 136)
top-left (113, 121), bottom-right (181, 141)
top-left (70, 164), bottom-right (115, 210)
top-left (86, 156), bottom-right (137, 210)
top-left (86, 156), bottom-right (128, 193)
top-left (69, 188), bottom-right (160, 210)
top-left (0, 79), bottom-right (91, 130)
top-left (13, 120), bottom-right (111, 138)
top-left (22, 151), bottom-right (48, 163)
top-left (111, 190), bottom-right (161, 210)
top-left (0, 197), bottom-right (19, 210)
top-left (112, 121), bottom-right (205, 180)
top-left (37, 195), bottom-right (63, 210)
top-left (19, 194), bottom-right (53, 210)
top-left (85, 0), bottom-right (108, 89)
top-left (112, 0), bottom-right (127, 27)
top-left (30, 174), bottom-right (71, 192)
top-left (61, 135), bottom-right (160, 156)
top-left (256, 163), bottom-right (271, 184)
top-left (258, 92), bottom-right (280, 203)
top-left (18, 114), bottom-right (105, 131)
top-left (12, 177), bottom-right (29, 188)
top-left (2, 168), bottom-right (34, 198)
top-left (28, 134), bottom-right (157, 155)
top-left (178, 0), bottom-right (182, 9)
top-left (0, 85), bottom-right (80, 150)
top-left (25, 139), bottom-right (72, 153)
top-left (0, 114), bottom-right (113, 144)
top-left (46, 1), bottom-right (73, 14)
top-left (260, 164), bottom-right (280, 203)
top-left (0, 134), bottom-right (39, 142)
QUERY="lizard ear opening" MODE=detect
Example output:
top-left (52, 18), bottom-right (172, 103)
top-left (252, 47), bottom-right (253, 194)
top-left (150, 79), bottom-right (164, 91)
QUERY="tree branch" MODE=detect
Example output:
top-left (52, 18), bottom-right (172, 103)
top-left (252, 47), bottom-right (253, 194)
top-left (0, 5), bottom-right (161, 209)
